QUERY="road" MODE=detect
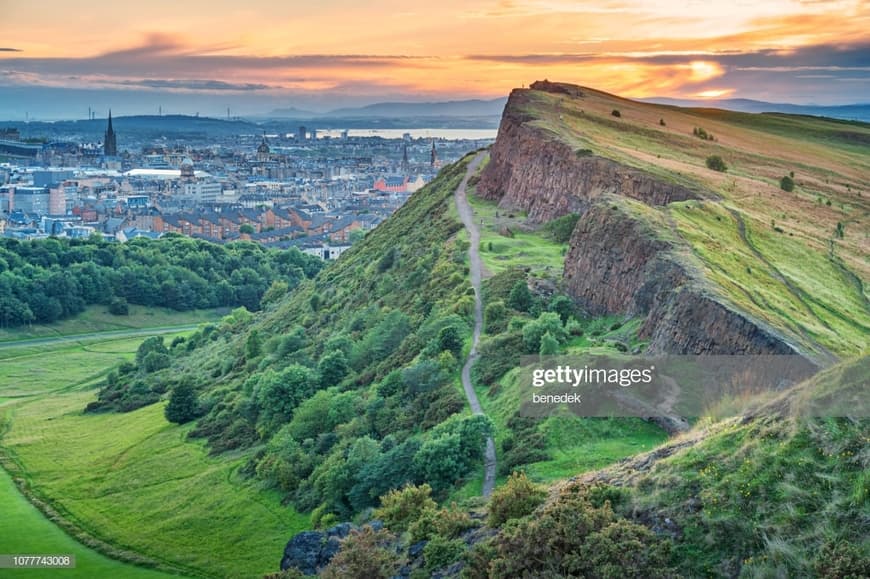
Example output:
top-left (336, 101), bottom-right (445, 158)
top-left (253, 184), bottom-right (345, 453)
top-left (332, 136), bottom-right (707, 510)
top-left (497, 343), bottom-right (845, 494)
top-left (455, 152), bottom-right (497, 497)
top-left (0, 325), bottom-right (202, 351)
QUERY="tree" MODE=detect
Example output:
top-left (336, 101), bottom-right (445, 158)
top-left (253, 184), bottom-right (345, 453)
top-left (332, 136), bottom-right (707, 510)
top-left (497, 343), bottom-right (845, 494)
top-left (245, 329), bottom-right (262, 360)
top-left (239, 223), bottom-right (255, 234)
top-left (780, 175), bottom-right (795, 192)
top-left (484, 300), bottom-right (508, 334)
top-left (165, 380), bottom-right (198, 424)
top-left (539, 331), bottom-right (559, 355)
top-left (547, 295), bottom-right (574, 324)
top-left (136, 336), bottom-right (168, 365)
top-left (706, 155), bottom-right (727, 172)
top-left (437, 325), bottom-right (463, 358)
top-left (142, 351), bottom-right (170, 373)
top-left (108, 296), bottom-right (129, 316)
top-left (507, 280), bottom-right (533, 312)
top-left (523, 312), bottom-right (567, 353)
top-left (318, 350), bottom-right (349, 387)
top-left (254, 365), bottom-right (319, 434)
top-left (611, 109), bottom-right (621, 117)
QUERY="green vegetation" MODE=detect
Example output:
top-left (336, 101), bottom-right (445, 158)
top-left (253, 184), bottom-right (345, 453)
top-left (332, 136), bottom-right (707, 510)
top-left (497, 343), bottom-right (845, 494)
top-left (780, 174), bottom-right (795, 192)
top-left (0, 235), bottom-right (321, 328)
top-left (0, 468), bottom-right (177, 579)
top-left (0, 329), bottom-right (310, 578)
top-left (705, 154), bottom-right (727, 172)
top-left (465, 193), bottom-right (566, 277)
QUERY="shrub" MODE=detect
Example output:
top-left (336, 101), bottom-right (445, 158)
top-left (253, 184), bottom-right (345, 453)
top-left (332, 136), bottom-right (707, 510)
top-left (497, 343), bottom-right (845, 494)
top-left (487, 472), bottom-right (547, 526)
top-left (484, 300), bottom-right (508, 334)
top-left (424, 535), bottom-right (465, 572)
top-left (507, 280), bottom-right (533, 312)
top-left (611, 109), bottom-right (621, 117)
top-left (539, 332), bottom-right (559, 355)
top-left (522, 312), bottom-right (567, 353)
top-left (659, 118), bottom-right (666, 126)
top-left (813, 541), bottom-right (870, 578)
top-left (437, 325), bottom-right (464, 358)
top-left (471, 488), bottom-right (673, 578)
top-left (706, 155), bottom-right (727, 172)
top-left (142, 351), bottom-right (170, 373)
top-left (321, 526), bottom-right (401, 579)
top-left (542, 213), bottom-right (580, 243)
top-left (375, 484), bottom-right (437, 533)
top-left (108, 296), bottom-right (129, 315)
top-left (165, 380), bottom-right (199, 424)
top-left (409, 503), bottom-right (476, 542)
top-left (780, 175), bottom-right (795, 192)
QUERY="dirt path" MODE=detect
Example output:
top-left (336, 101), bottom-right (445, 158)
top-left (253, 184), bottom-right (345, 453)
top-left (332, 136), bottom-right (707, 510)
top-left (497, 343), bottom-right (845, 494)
top-left (455, 152), bottom-right (497, 497)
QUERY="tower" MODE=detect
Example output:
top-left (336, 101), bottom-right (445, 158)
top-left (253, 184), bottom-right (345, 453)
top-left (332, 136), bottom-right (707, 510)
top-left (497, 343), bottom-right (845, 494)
top-left (257, 133), bottom-right (271, 162)
top-left (430, 140), bottom-right (437, 169)
top-left (401, 143), bottom-right (409, 173)
top-left (104, 110), bottom-right (117, 157)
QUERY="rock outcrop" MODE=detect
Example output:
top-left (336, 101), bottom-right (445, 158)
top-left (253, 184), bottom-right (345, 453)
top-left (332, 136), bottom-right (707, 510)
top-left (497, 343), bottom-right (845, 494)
top-left (480, 84), bottom-right (808, 359)
top-left (477, 89), bottom-right (699, 224)
top-left (280, 522), bottom-right (375, 575)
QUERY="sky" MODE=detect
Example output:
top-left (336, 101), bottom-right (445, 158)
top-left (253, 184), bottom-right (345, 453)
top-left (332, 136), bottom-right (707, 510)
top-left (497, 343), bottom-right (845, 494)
top-left (0, 0), bottom-right (868, 118)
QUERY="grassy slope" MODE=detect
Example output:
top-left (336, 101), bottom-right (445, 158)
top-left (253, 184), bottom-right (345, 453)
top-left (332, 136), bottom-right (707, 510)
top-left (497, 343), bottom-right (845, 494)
top-left (0, 331), bottom-right (308, 578)
top-left (0, 467), bottom-right (177, 579)
top-left (612, 358), bottom-right (870, 576)
top-left (521, 87), bottom-right (869, 359)
top-left (0, 306), bottom-right (225, 343)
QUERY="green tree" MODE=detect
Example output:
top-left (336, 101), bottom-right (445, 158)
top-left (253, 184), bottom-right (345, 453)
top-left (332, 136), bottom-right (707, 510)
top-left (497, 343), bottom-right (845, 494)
top-left (136, 336), bottom-right (168, 365)
top-left (254, 365), bottom-right (319, 434)
top-left (780, 175), bottom-right (795, 192)
top-left (547, 295), bottom-right (574, 324)
top-left (484, 300), bottom-right (508, 334)
top-left (507, 280), bottom-right (533, 312)
top-left (539, 331), bottom-right (559, 355)
top-left (108, 296), bottom-right (129, 315)
top-left (245, 329), bottom-right (262, 360)
top-left (318, 350), bottom-right (349, 387)
top-left (239, 223), bottom-right (255, 234)
top-left (437, 325), bottom-right (464, 358)
top-left (165, 380), bottom-right (199, 424)
top-left (522, 312), bottom-right (567, 353)
top-left (142, 351), bottom-right (170, 373)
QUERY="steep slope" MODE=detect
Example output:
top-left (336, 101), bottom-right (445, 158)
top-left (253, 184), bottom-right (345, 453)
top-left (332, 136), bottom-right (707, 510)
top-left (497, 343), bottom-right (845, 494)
top-left (478, 81), bottom-right (870, 363)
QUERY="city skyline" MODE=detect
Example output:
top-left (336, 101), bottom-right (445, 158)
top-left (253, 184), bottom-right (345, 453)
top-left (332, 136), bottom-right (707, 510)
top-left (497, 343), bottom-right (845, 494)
top-left (1, 0), bottom-right (869, 119)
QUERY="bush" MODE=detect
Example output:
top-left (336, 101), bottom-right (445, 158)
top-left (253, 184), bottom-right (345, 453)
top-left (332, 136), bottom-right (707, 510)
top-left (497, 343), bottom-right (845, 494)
top-left (470, 488), bottom-right (673, 578)
top-left (507, 280), bottom-right (533, 312)
top-left (780, 175), bottom-right (795, 192)
top-left (409, 503), bottom-right (476, 542)
top-left (320, 526), bottom-right (401, 579)
top-left (813, 541), bottom-right (870, 578)
top-left (611, 109), bottom-right (621, 117)
top-left (522, 312), bottom-right (567, 353)
top-left (706, 155), bottom-right (727, 172)
top-left (542, 213), bottom-right (580, 244)
top-left (484, 300), bottom-right (508, 334)
top-left (165, 380), bottom-right (199, 424)
top-left (424, 535), bottom-right (465, 572)
top-left (108, 296), bottom-right (129, 315)
top-left (487, 472), bottom-right (547, 526)
top-left (375, 484), bottom-right (437, 533)
top-left (142, 351), bottom-right (170, 373)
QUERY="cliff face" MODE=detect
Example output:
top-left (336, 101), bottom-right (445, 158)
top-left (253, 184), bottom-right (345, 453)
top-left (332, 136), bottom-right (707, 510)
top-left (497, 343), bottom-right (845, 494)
top-left (477, 89), bottom-right (699, 224)
top-left (483, 85), bottom-right (806, 358)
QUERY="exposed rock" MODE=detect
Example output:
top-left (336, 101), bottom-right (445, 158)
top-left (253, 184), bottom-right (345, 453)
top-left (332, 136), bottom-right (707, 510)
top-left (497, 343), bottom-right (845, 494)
top-left (479, 86), bottom-right (811, 360)
top-left (477, 89), bottom-right (700, 224)
top-left (279, 522), bottom-right (356, 575)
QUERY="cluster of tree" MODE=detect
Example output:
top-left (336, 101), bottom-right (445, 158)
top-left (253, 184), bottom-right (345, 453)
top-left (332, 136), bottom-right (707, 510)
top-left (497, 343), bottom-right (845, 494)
top-left (0, 235), bottom-right (322, 327)
top-left (693, 126), bottom-right (716, 141)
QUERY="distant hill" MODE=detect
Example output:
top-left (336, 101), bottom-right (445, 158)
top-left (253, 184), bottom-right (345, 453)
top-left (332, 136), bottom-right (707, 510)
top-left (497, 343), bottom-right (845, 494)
top-left (643, 96), bottom-right (870, 122)
top-left (264, 98), bottom-right (508, 120)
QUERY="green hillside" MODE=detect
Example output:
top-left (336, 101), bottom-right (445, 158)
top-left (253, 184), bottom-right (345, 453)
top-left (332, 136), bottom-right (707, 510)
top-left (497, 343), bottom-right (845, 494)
top-left (518, 86), bottom-right (869, 360)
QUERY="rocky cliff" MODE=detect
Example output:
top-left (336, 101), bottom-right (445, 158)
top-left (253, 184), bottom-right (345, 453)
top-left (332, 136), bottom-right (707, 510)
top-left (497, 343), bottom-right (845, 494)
top-left (481, 84), bottom-right (808, 358)
top-left (477, 88), bottom-right (700, 224)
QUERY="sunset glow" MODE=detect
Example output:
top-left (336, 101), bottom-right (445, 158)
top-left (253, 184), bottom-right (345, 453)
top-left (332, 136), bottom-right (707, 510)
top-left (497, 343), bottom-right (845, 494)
top-left (1, 0), bottom-right (868, 115)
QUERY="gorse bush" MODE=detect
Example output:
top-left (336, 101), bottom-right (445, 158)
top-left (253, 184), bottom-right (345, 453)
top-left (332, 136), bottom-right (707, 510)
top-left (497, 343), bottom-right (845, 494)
top-left (706, 155), bottom-right (727, 172)
top-left (487, 471), bottom-right (547, 526)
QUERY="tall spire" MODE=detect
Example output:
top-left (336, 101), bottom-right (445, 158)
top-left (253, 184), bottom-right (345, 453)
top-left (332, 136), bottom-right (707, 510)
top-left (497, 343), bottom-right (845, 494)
top-left (104, 109), bottom-right (117, 157)
top-left (430, 139), bottom-right (437, 168)
top-left (401, 143), bottom-right (409, 172)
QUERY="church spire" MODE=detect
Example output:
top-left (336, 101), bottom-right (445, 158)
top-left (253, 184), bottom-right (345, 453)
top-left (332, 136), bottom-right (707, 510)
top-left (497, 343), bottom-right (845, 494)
top-left (104, 109), bottom-right (117, 157)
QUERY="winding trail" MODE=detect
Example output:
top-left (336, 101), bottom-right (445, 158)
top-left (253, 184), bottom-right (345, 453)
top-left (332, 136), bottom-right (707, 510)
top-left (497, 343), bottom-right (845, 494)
top-left (455, 152), bottom-right (497, 497)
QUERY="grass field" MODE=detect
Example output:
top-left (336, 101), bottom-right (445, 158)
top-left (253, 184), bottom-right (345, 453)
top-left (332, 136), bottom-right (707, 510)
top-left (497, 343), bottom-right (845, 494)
top-left (0, 305), bottom-right (225, 343)
top-left (0, 320), bottom-right (309, 578)
top-left (0, 467), bottom-right (178, 579)
top-left (466, 190), bottom-right (566, 278)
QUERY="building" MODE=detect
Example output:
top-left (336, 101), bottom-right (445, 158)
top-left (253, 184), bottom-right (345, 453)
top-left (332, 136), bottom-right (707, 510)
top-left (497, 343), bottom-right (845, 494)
top-left (297, 126), bottom-right (307, 141)
top-left (33, 170), bottom-right (75, 187)
top-left (181, 181), bottom-right (222, 203)
top-left (104, 111), bottom-right (117, 157)
top-left (430, 140), bottom-right (437, 168)
top-left (48, 185), bottom-right (66, 215)
top-left (256, 135), bottom-right (271, 162)
top-left (12, 186), bottom-right (49, 214)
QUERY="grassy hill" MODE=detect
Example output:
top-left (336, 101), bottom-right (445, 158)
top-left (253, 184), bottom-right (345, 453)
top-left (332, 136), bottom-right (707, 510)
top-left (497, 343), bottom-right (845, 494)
top-left (509, 84), bottom-right (868, 360)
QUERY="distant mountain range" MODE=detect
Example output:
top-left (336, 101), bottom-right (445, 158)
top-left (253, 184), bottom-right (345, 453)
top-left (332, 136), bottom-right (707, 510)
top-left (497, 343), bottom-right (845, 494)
top-left (643, 97), bottom-right (870, 122)
top-left (265, 98), bottom-right (509, 120)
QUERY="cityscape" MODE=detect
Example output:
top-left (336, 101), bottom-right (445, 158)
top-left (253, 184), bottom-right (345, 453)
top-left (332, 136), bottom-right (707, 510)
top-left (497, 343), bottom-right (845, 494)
top-left (0, 114), bottom-right (494, 258)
